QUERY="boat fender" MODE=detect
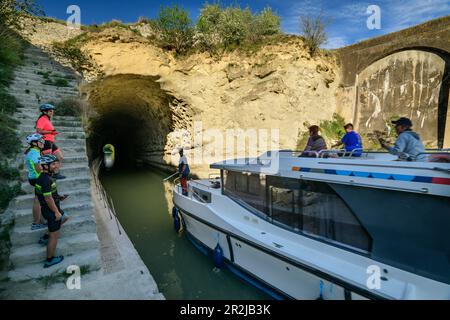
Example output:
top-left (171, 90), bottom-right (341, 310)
top-left (213, 243), bottom-right (224, 269)
top-left (172, 207), bottom-right (182, 233)
top-left (316, 280), bottom-right (325, 300)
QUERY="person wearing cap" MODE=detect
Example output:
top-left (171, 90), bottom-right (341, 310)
top-left (178, 148), bottom-right (190, 196)
top-left (35, 104), bottom-right (65, 180)
top-left (332, 123), bottom-right (363, 157)
top-left (301, 125), bottom-right (327, 157)
top-left (379, 117), bottom-right (426, 161)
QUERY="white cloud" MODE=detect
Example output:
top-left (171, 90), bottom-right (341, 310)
top-left (322, 36), bottom-right (349, 49)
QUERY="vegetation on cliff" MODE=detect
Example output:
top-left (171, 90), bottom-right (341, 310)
top-left (0, 0), bottom-right (37, 212)
top-left (49, 2), bottom-right (329, 62)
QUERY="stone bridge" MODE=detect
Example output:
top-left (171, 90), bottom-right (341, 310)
top-left (336, 16), bottom-right (450, 148)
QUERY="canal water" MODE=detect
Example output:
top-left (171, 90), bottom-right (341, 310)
top-left (100, 166), bottom-right (270, 300)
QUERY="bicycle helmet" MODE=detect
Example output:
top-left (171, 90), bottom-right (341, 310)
top-left (26, 133), bottom-right (44, 145)
top-left (38, 154), bottom-right (59, 165)
top-left (39, 104), bottom-right (56, 112)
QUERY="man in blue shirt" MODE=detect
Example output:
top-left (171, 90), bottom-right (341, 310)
top-left (332, 123), bottom-right (363, 157)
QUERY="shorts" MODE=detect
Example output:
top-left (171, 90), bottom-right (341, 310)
top-left (41, 207), bottom-right (64, 232)
top-left (28, 178), bottom-right (37, 186)
top-left (42, 140), bottom-right (60, 155)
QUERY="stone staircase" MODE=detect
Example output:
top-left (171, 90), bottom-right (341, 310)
top-left (6, 46), bottom-right (101, 282)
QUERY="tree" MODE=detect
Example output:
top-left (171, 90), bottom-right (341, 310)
top-left (217, 6), bottom-right (252, 47)
top-left (249, 7), bottom-right (281, 41)
top-left (155, 5), bottom-right (194, 54)
top-left (299, 12), bottom-right (330, 56)
top-left (196, 3), bottom-right (222, 54)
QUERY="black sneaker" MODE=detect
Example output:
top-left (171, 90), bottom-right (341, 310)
top-left (53, 173), bottom-right (66, 180)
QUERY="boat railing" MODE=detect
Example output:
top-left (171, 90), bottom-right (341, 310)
top-left (277, 148), bottom-right (450, 162)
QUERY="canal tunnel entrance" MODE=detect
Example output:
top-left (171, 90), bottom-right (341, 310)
top-left (83, 74), bottom-right (191, 169)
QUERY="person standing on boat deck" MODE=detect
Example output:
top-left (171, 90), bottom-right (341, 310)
top-left (301, 125), bottom-right (327, 157)
top-left (332, 123), bottom-right (363, 157)
top-left (35, 104), bottom-right (66, 180)
top-left (379, 117), bottom-right (426, 162)
top-left (178, 148), bottom-right (190, 196)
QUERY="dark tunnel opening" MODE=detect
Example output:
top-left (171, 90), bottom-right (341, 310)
top-left (88, 111), bottom-right (150, 169)
top-left (82, 74), bottom-right (188, 171)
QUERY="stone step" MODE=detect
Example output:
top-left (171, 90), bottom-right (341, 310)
top-left (7, 248), bottom-right (101, 282)
top-left (12, 72), bottom-right (78, 85)
top-left (13, 201), bottom-right (94, 226)
top-left (10, 92), bottom-right (79, 103)
top-left (21, 175), bottom-right (91, 194)
top-left (23, 52), bottom-right (72, 65)
top-left (20, 163), bottom-right (89, 182)
top-left (9, 233), bottom-right (100, 273)
top-left (16, 64), bottom-right (76, 76)
top-left (14, 113), bottom-right (81, 122)
top-left (20, 138), bottom-right (86, 150)
top-left (17, 124), bottom-right (85, 133)
top-left (19, 119), bottom-right (83, 127)
top-left (8, 249), bottom-right (101, 282)
top-left (18, 130), bottom-right (86, 140)
top-left (13, 187), bottom-right (92, 210)
top-left (11, 213), bottom-right (97, 247)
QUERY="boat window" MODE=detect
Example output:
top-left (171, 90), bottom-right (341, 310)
top-left (267, 175), bottom-right (371, 252)
top-left (223, 170), bottom-right (268, 218)
top-left (222, 170), bottom-right (371, 252)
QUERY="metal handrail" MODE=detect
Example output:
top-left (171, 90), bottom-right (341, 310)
top-left (91, 158), bottom-right (122, 235)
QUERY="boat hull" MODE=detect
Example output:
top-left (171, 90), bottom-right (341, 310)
top-left (177, 206), bottom-right (372, 300)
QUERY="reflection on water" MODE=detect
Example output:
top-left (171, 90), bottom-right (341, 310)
top-left (100, 167), bottom-right (270, 300)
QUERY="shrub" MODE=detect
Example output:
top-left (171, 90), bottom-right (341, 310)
top-left (0, 0), bottom-right (43, 28)
top-left (0, 161), bottom-right (20, 181)
top-left (0, 116), bottom-right (20, 157)
top-left (42, 77), bottom-right (70, 87)
top-left (217, 6), bottom-right (251, 47)
top-left (299, 12), bottom-right (330, 56)
top-left (196, 3), bottom-right (222, 54)
top-left (52, 33), bottom-right (93, 73)
top-left (196, 3), bottom-right (281, 54)
top-left (54, 98), bottom-right (82, 117)
top-left (155, 5), bottom-right (194, 54)
top-left (0, 182), bottom-right (20, 211)
top-left (248, 7), bottom-right (281, 42)
top-left (0, 87), bottom-right (19, 114)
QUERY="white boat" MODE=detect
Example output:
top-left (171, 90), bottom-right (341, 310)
top-left (172, 149), bottom-right (450, 300)
top-left (103, 144), bottom-right (115, 170)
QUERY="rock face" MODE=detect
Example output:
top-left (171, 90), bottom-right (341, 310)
top-left (16, 17), bottom-right (450, 176)
top-left (356, 50), bottom-right (445, 147)
top-left (76, 35), bottom-right (339, 176)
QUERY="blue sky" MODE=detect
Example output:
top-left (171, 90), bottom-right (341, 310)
top-left (35, 0), bottom-right (450, 48)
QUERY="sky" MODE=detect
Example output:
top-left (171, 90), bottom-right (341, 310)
top-left (35, 0), bottom-right (450, 49)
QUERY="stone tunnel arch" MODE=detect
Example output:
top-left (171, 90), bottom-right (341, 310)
top-left (353, 47), bottom-right (450, 148)
top-left (81, 74), bottom-right (192, 169)
top-left (337, 16), bottom-right (450, 148)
